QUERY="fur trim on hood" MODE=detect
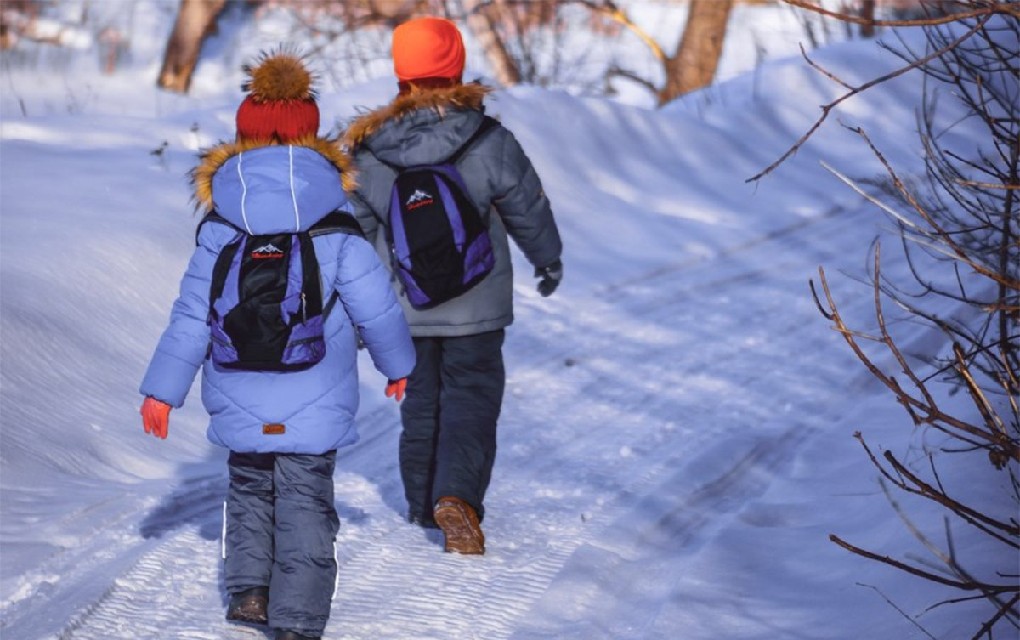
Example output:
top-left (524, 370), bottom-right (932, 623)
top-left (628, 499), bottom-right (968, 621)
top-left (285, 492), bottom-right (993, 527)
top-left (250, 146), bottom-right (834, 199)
top-left (343, 82), bottom-right (490, 150)
top-left (191, 136), bottom-right (355, 211)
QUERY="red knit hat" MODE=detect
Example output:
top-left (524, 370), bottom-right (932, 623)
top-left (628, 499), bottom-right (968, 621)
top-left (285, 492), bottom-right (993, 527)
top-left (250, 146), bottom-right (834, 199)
top-left (235, 51), bottom-right (319, 143)
top-left (392, 17), bottom-right (466, 83)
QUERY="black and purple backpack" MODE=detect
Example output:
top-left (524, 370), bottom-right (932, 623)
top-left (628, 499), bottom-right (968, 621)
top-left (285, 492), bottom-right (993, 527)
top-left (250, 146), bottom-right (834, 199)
top-left (385, 116), bottom-right (498, 308)
top-left (201, 211), bottom-right (363, 371)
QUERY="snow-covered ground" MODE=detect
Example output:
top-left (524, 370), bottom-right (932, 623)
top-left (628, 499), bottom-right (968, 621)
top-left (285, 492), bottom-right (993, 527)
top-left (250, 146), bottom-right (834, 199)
top-left (1, 4), bottom-right (1014, 640)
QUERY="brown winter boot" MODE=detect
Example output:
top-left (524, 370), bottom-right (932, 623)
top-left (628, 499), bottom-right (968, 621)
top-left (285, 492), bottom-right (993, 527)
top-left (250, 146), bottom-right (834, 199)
top-left (433, 496), bottom-right (485, 555)
top-left (226, 586), bottom-right (269, 625)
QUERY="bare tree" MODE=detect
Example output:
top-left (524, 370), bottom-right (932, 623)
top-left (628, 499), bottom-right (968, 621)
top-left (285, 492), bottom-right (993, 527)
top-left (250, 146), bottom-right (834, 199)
top-left (755, 2), bottom-right (1018, 635)
top-left (460, 0), bottom-right (522, 86)
top-left (1, 0), bottom-right (91, 50)
top-left (859, 0), bottom-right (876, 37)
top-left (248, 1), bottom-right (458, 90)
top-left (555, 0), bottom-right (738, 104)
top-left (552, 0), bottom-right (734, 105)
top-left (659, 0), bottom-right (733, 103)
top-left (148, 0), bottom-right (735, 103)
top-left (256, 0), bottom-right (569, 91)
top-left (157, 0), bottom-right (227, 93)
top-left (467, 0), bottom-right (734, 105)
top-left (1, 0), bottom-right (42, 50)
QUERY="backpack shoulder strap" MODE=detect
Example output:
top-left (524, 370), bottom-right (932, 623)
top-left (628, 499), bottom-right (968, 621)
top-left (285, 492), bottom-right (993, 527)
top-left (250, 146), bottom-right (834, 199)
top-left (448, 115), bottom-right (500, 164)
top-left (207, 225), bottom-right (243, 312)
top-left (306, 210), bottom-right (365, 318)
top-left (196, 211), bottom-right (239, 245)
top-left (308, 210), bottom-right (365, 239)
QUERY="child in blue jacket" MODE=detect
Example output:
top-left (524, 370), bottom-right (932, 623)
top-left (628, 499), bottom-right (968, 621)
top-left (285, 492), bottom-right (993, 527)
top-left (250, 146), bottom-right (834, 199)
top-left (139, 52), bottom-right (415, 640)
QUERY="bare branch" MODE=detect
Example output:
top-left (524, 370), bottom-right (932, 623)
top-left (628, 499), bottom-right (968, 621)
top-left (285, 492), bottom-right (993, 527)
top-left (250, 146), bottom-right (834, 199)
top-left (971, 594), bottom-right (1020, 640)
top-left (566, 0), bottom-right (667, 62)
top-left (882, 450), bottom-right (1020, 539)
top-left (747, 16), bottom-right (990, 183)
top-left (780, 0), bottom-right (1020, 27)
top-left (879, 482), bottom-right (1020, 621)
top-left (815, 266), bottom-right (1018, 457)
top-left (953, 342), bottom-right (1009, 439)
top-left (605, 64), bottom-right (658, 94)
top-left (830, 534), bottom-right (1018, 592)
top-left (848, 125), bottom-right (1020, 292)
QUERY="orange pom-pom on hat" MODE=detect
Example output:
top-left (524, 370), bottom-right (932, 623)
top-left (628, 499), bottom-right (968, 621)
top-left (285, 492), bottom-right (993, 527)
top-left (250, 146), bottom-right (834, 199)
top-left (235, 50), bottom-right (320, 143)
top-left (392, 17), bottom-right (466, 83)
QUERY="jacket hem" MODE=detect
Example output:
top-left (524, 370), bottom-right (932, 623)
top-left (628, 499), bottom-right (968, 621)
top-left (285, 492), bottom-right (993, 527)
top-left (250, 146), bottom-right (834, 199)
top-left (409, 316), bottom-right (512, 338)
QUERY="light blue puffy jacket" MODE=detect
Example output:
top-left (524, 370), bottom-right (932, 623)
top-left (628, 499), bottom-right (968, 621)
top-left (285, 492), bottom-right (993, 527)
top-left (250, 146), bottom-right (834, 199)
top-left (140, 140), bottom-right (415, 454)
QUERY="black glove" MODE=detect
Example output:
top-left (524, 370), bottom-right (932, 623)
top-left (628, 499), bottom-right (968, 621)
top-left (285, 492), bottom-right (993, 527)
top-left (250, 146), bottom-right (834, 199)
top-left (534, 260), bottom-right (563, 297)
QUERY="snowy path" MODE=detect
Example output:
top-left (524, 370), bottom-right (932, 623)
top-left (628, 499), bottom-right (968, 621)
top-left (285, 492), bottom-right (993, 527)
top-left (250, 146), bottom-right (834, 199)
top-left (4, 20), bottom-right (999, 639)
top-left (45, 202), bottom-right (872, 640)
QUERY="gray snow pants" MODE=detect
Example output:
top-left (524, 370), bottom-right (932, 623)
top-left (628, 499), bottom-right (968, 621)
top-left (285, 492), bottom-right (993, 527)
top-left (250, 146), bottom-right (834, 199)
top-left (400, 330), bottom-right (506, 525)
top-left (224, 451), bottom-right (339, 636)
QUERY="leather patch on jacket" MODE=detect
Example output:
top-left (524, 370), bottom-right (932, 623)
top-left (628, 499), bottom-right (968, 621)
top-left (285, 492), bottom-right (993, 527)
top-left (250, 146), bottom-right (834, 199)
top-left (263, 423), bottom-right (286, 435)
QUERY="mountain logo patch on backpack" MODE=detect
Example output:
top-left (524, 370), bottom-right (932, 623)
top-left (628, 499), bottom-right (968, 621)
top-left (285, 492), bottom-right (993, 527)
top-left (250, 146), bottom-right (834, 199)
top-left (200, 210), bottom-right (364, 372)
top-left (386, 116), bottom-right (499, 309)
top-left (405, 189), bottom-right (434, 209)
top-left (251, 243), bottom-right (285, 259)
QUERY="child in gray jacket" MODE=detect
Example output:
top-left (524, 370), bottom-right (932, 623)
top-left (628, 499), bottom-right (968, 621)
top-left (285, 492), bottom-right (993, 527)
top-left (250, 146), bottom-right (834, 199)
top-left (344, 16), bottom-right (564, 555)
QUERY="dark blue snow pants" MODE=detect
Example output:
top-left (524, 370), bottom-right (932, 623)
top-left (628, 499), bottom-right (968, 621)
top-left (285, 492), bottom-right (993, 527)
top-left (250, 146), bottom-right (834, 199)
top-left (224, 451), bottom-right (339, 636)
top-left (399, 330), bottom-right (505, 525)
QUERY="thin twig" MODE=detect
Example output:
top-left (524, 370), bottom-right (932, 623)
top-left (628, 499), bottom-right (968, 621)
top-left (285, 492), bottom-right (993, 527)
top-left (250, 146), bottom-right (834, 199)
top-left (955, 179), bottom-right (1020, 190)
top-left (819, 161), bottom-right (917, 227)
top-left (858, 582), bottom-right (938, 639)
top-left (953, 342), bottom-right (1009, 438)
top-left (850, 125), bottom-right (1020, 291)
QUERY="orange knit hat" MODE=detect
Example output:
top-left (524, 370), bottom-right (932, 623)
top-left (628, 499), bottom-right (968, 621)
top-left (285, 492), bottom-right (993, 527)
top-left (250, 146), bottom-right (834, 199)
top-left (392, 17), bottom-right (466, 83)
top-left (235, 50), bottom-right (319, 143)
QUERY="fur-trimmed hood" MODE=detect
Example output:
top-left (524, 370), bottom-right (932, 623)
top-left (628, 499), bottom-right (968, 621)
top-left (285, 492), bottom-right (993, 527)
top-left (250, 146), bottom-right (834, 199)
top-left (192, 136), bottom-right (354, 209)
top-left (343, 83), bottom-right (491, 168)
top-left (191, 137), bottom-right (357, 234)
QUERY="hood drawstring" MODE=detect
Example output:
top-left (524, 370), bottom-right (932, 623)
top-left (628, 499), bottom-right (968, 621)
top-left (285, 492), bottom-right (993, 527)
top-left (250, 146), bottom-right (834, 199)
top-left (288, 145), bottom-right (301, 231)
top-left (236, 151), bottom-right (253, 234)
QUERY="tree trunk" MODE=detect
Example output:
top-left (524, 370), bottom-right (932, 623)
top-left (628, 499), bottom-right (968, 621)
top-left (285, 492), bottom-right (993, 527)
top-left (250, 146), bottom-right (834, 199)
top-left (860, 0), bottom-right (877, 38)
top-left (460, 0), bottom-right (521, 87)
top-left (659, 0), bottom-right (733, 105)
top-left (157, 0), bottom-right (226, 93)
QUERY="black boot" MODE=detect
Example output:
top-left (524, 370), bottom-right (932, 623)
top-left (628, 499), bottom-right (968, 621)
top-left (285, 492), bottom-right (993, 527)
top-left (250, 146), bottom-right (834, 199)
top-left (226, 586), bottom-right (269, 625)
top-left (275, 630), bottom-right (321, 640)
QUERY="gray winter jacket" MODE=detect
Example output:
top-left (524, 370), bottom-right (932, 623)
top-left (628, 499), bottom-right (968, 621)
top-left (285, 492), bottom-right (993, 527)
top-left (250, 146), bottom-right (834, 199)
top-left (344, 83), bottom-right (562, 337)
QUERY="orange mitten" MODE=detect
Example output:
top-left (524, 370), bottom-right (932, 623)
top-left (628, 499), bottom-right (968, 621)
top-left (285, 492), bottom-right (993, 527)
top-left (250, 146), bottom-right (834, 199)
top-left (385, 378), bottom-right (407, 402)
top-left (140, 397), bottom-right (171, 440)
